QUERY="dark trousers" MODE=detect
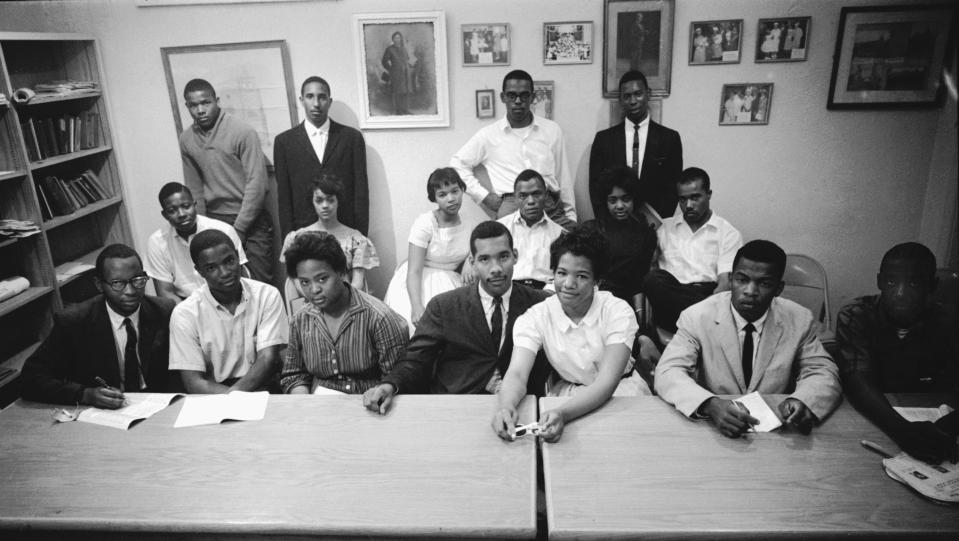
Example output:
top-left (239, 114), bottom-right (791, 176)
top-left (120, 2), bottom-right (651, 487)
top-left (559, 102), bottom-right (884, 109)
top-left (207, 210), bottom-right (275, 283)
top-left (642, 269), bottom-right (716, 333)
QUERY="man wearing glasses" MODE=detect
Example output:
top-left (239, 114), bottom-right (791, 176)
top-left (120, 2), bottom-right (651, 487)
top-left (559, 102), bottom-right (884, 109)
top-left (450, 69), bottom-right (577, 228)
top-left (144, 182), bottom-right (247, 303)
top-left (22, 244), bottom-right (180, 408)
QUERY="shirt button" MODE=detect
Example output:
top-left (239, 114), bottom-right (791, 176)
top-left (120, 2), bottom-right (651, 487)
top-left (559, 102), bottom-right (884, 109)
top-left (345, 384), bottom-right (351, 391)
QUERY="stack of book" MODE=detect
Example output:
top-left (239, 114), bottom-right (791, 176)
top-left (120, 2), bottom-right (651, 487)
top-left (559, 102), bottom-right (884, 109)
top-left (35, 169), bottom-right (111, 220)
top-left (13, 80), bottom-right (99, 104)
top-left (21, 111), bottom-right (100, 162)
top-left (0, 219), bottom-right (40, 240)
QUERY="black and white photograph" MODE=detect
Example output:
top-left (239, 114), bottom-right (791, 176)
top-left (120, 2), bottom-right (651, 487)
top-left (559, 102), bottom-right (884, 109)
top-left (462, 23), bottom-right (509, 66)
top-left (475, 88), bottom-right (495, 118)
top-left (756, 17), bottom-right (810, 62)
top-left (719, 83), bottom-right (773, 125)
top-left (543, 22), bottom-right (593, 65)
top-left (603, 0), bottom-right (675, 97)
top-left (689, 19), bottom-right (742, 65)
top-left (531, 80), bottom-right (554, 119)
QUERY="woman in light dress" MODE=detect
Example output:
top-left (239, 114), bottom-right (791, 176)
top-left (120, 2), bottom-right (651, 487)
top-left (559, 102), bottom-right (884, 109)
top-left (692, 27), bottom-right (708, 63)
top-left (384, 168), bottom-right (472, 333)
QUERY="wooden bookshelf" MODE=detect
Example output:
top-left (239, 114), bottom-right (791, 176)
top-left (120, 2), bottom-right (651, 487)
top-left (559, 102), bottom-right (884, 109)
top-left (28, 145), bottom-right (112, 170)
top-left (42, 196), bottom-right (121, 231)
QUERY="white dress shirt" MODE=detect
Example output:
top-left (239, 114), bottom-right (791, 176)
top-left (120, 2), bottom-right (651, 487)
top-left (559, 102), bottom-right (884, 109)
top-left (305, 117), bottom-right (331, 164)
top-left (623, 114), bottom-right (650, 172)
top-left (497, 211), bottom-right (565, 282)
top-left (104, 302), bottom-right (144, 389)
top-left (656, 209), bottom-right (743, 284)
top-left (730, 306), bottom-right (769, 371)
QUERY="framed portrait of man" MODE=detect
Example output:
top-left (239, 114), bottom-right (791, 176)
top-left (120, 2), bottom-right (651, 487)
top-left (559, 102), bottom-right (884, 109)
top-left (603, 0), bottom-right (675, 98)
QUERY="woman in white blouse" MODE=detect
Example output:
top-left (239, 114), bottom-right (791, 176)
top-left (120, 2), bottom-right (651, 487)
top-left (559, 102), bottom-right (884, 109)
top-left (493, 225), bottom-right (651, 443)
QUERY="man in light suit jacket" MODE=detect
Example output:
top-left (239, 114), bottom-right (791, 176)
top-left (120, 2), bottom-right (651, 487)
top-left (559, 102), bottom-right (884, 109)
top-left (655, 240), bottom-right (841, 438)
top-left (363, 221), bottom-right (549, 413)
top-left (274, 76), bottom-right (369, 237)
top-left (589, 70), bottom-right (682, 221)
top-left (21, 244), bottom-right (179, 407)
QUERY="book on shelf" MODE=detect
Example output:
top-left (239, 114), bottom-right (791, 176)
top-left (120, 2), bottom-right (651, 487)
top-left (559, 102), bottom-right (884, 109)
top-left (39, 175), bottom-right (75, 216)
top-left (81, 169), bottom-right (110, 198)
top-left (36, 180), bottom-right (54, 220)
top-left (24, 110), bottom-right (101, 161)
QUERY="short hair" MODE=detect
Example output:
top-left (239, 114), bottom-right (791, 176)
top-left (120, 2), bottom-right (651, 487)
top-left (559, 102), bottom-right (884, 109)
top-left (678, 167), bottom-right (711, 191)
top-left (733, 240), bottom-right (787, 281)
top-left (426, 167), bottom-right (466, 202)
top-left (284, 231), bottom-right (348, 279)
top-left (549, 224), bottom-right (610, 280)
top-left (597, 166), bottom-right (643, 205)
top-left (157, 182), bottom-right (192, 206)
top-left (513, 169), bottom-right (546, 192)
top-left (469, 220), bottom-right (514, 256)
top-left (189, 229), bottom-right (235, 265)
top-left (300, 75), bottom-right (331, 97)
top-left (880, 242), bottom-right (937, 279)
top-left (311, 172), bottom-right (344, 200)
top-left (95, 243), bottom-right (142, 278)
top-left (502, 69), bottom-right (534, 92)
top-left (618, 70), bottom-right (649, 93)
top-left (183, 78), bottom-right (216, 99)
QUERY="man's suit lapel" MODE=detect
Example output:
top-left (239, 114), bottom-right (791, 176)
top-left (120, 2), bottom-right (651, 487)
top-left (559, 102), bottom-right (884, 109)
top-left (322, 120), bottom-right (342, 165)
top-left (610, 121), bottom-right (627, 165)
top-left (90, 301), bottom-right (122, 387)
top-left (465, 286), bottom-right (495, 352)
top-left (137, 299), bottom-right (160, 384)
top-left (715, 297), bottom-right (747, 391)
top-left (750, 303), bottom-right (785, 391)
top-left (294, 123), bottom-right (323, 167)
top-left (638, 121), bottom-right (660, 180)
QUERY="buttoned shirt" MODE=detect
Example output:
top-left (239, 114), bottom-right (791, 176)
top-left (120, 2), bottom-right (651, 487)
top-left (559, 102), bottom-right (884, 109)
top-left (104, 302), bottom-right (144, 389)
top-left (280, 285), bottom-right (408, 394)
top-left (656, 210), bottom-right (743, 283)
top-left (498, 211), bottom-right (565, 282)
top-left (144, 215), bottom-right (248, 299)
top-left (623, 114), bottom-right (650, 172)
top-left (450, 115), bottom-right (577, 221)
top-left (304, 117), bottom-right (330, 164)
top-left (477, 283), bottom-right (513, 352)
top-left (169, 278), bottom-right (288, 383)
top-left (731, 306), bottom-right (769, 371)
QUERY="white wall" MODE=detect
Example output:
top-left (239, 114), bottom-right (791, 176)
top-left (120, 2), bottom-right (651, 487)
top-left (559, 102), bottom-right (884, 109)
top-left (1, 0), bottom-right (955, 321)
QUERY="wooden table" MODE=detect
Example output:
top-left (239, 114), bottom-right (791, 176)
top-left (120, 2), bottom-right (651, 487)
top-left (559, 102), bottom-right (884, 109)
top-left (541, 395), bottom-right (959, 540)
top-left (0, 395), bottom-right (537, 539)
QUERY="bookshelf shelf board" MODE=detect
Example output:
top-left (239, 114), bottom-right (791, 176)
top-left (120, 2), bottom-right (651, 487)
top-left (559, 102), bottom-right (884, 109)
top-left (55, 248), bottom-right (100, 287)
top-left (41, 196), bottom-right (121, 231)
top-left (16, 91), bottom-right (101, 106)
top-left (28, 145), bottom-right (112, 170)
top-left (0, 286), bottom-right (53, 318)
top-left (0, 341), bottom-right (41, 373)
top-left (0, 170), bottom-right (27, 183)
top-left (0, 237), bottom-right (21, 249)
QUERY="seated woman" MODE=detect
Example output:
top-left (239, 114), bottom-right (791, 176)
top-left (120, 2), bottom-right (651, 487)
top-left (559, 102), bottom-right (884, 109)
top-left (280, 231), bottom-right (408, 394)
top-left (281, 173), bottom-right (378, 313)
top-left (384, 167), bottom-right (472, 332)
top-left (492, 226), bottom-right (651, 443)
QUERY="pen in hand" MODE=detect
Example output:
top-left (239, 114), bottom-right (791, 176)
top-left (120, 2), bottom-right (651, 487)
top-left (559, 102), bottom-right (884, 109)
top-left (93, 377), bottom-right (128, 407)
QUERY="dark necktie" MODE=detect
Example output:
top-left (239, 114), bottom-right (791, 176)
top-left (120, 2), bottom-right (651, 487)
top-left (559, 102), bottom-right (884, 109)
top-left (490, 296), bottom-right (503, 352)
top-left (123, 318), bottom-right (141, 392)
top-left (742, 322), bottom-right (755, 387)
top-left (631, 123), bottom-right (640, 173)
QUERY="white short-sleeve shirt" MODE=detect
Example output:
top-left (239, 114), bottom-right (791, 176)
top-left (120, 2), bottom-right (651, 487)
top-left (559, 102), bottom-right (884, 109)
top-left (497, 211), bottom-right (565, 282)
top-left (513, 290), bottom-right (638, 385)
top-left (656, 210), bottom-right (743, 284)
top-left (169, 277), bottom-right (288, 382)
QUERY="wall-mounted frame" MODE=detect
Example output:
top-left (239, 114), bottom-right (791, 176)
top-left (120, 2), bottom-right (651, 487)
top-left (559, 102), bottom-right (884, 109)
top-left (463, 23), bottom-right (509, 66)
top-left (689, 19), bottom-right (742, 65)
top-left (476, 89), bottom-right (495, 119)
top-left (544, 21), bottom-right (593, 65)
top-left (756, 17), bottom-right (810, 63)
top-left (603, 0), bottom-right (674, 98)
top-left (608, 97), bottom-right (662, 125)
top-left (160, 40), bottom-right (297, 160)
top-left (828, 4), bottom-right (956, 109)
top-left (719, 83), bottom-right (773, 126)
top-left (354, 11), bottom-right (450, 129)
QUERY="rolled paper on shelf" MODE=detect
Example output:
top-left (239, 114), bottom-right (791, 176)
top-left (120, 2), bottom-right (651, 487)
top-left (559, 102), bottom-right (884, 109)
top-left (0, 276), bottom-right (30, 303)
top-left (12, 87), bottom-right (36, 103)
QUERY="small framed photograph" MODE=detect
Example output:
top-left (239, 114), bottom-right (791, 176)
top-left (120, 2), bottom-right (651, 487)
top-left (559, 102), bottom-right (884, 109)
top-left (828, 4), bottom-right (957, 109)
top-left (689, 19), bottom-right (742, 65)
top-left (475, 89), bottom-right (495, 118)
top-left (531, 80), bottom-right (554, 120)
top-left (462, 23), bottom-right (509, 66)
top-left (719, 83), bottom-right (773, 126)
top-left (544, 21), bottom-right (593, 64)
top-left (756, 17), bottom-right (810, 62)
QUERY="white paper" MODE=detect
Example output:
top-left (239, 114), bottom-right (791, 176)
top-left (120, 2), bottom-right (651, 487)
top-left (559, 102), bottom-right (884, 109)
top-left (883, 452), bottom-right (959, 503)
top-left (735, 391), bottom-right (782, 432)
top-left (893, 404), bottom-right (954, 423)
top-left (312, 384), bottom-right (346, 395)
top-left (76, 393), bottom-right (182, 430)
top-left (174, 391), bottom-right (268, 428)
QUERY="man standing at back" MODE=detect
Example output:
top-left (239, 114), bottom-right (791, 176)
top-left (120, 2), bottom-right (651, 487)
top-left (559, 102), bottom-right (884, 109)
top-left (589, 70), bottom-right (682, 222)
top-left (451, 70), bottom-right (576, 228)
top-left (274, 76), bottom-right (369, 238)
top-left (179, 78), bottom-right (273, 282)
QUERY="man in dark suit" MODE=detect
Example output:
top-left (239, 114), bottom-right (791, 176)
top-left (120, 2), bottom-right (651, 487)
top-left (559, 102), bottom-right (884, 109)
top-left (21, 244), bottom-right (178, 407)
top-left (589, 70), bottom-right (682, 221)
top-left (363, 221), bottom-right (549, 413)
top-left (274, 76), bottom-right (369, 237)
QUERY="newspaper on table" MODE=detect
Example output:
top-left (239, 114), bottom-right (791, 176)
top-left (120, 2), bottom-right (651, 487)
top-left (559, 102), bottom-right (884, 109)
top-left (883, 453), bottom-right (959, 504)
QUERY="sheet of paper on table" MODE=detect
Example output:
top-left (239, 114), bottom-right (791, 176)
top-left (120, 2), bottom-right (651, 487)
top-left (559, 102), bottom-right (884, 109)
top-left (883, 452), bottom-right (959, 503)
top-left (893, 404), bottom-right (954, 423)
top-left (174, 390), bottom-right (268, 428)
top-left (735, 391), bottom-right (782, 432)
top-left (76, 393), bottom-right (183, 430)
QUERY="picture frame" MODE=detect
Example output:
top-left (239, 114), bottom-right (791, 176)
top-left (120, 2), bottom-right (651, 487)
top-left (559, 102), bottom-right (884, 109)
top-left (353, 11), bottom-right (450, 129)
top-left (160, 40), bottom-right (297, 160)
top-left (462, 23), bottom-right (510, 66)
top-left (603, 0), bottom-right (675, 98)
top-left (719, 83), bottom-right (773, 126)
top-left (828, 4), bottom-right (956, 109)
top-left (609, 97), bottom-right (662, 125)
top-left (756, 17), bottom-right (811, 63)
top-left (689, 19), bottom-right (743, 65)
top-left (475, 89), bottom-right (496, 119)
top-left (531, 80), bottom-right (554, 120)
top-left (544, 21), bottom-right (593, 65)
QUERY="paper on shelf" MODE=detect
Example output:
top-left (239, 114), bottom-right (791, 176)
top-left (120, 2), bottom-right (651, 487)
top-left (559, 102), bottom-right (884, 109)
top-left (174, 391), bottom-right (268, 428)
top-left (893, 404), bottom-right (954, 423)
top-left (735, 391), bottom-right (782, 432)
top-left (76, 393), bottom-right (183, 430)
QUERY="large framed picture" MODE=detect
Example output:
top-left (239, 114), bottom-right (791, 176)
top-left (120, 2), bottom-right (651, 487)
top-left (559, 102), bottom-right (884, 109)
top-left (476, 89), bottom-right (495, 119)
top-left (462, 23), bottom-right (509, 66)
top-left (603, 0), bottom-right (675, 98)
top-left (353, 11), bottom-right (450, 129)
top-left (828, 4), bottom-right (956, 109)
top-left (756, 17), bottom-right (811, 62)
top-left (531, 81), bottom-right (554, 120)
top-left (160, 40), bottom-right (297, 160)
top-left (719, 83), bottom-right (773, 126)
top-left (544, 22), bottom-right (593, 65)
top-left (689, 19), bottom-right (742, 65)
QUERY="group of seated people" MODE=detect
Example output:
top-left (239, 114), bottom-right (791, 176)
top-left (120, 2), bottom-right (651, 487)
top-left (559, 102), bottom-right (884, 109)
top-left (17, 68), bottom-right (957, 467)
